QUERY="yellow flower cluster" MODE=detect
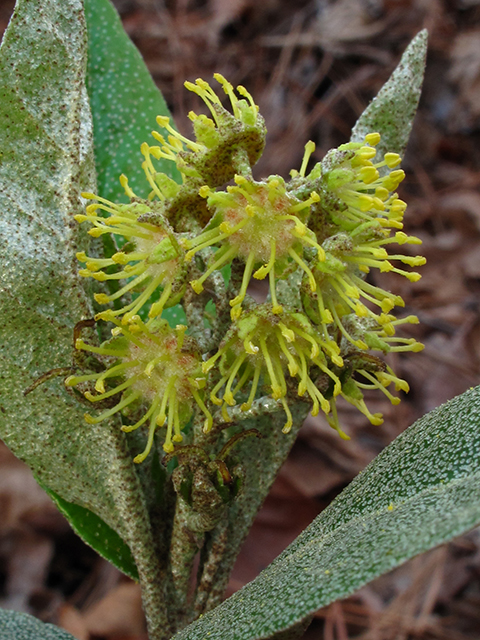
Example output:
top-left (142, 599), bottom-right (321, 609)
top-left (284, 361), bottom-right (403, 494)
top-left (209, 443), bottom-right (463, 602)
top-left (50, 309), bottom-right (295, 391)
top-left (72, 75), bottom-right (424, 461)
top-left (185, 175), bottom-right (323, 319)
top-left (75, 195), bottom-right (185, 324)
top-left (67, 318), bottom-right (212, 459)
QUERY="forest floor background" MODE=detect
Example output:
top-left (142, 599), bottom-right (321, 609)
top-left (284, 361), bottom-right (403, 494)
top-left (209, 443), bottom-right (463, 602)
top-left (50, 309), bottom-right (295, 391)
top-left (2, 0), bottom-right (480, 638)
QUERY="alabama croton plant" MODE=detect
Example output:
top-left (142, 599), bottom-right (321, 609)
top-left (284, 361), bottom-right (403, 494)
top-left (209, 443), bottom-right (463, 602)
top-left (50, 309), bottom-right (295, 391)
top-left (1, 1), bottom-right (480, 639)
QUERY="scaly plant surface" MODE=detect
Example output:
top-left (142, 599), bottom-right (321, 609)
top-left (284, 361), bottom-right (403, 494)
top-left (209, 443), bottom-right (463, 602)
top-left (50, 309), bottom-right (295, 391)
top-left (2, 3), bottom-right (480, 640)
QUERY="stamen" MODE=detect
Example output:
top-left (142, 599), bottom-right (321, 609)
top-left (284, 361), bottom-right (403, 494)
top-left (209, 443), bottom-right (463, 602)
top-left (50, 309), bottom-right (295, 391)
top-left (96, 272), bottom-right (150, 305)
top-left (214, 73), bottom-right (241, 119)
top-left (356, 370), bottom-right (400, 405)
top-left (185, 79), bottom-right (221, 126)
top-left (191, 245), bottom-right (238, 294)
top-left (253, 238), bottom-right (276, 279)
top-left (144, 355), bottom-right (169, 377)
top-left (364, 132), bottom-right (381, 146)
top-left (277, 325), bottom-right (294, 346)
top-left (202, 341), bottom-right (231, 373)
top-left (224, 352), bottom-right (247, 405)
top-left (269, 266), bottom-right (283, 314)
top-left (326, 302), bottom-right (368, 350)
top-left (191, 387), bottom-right (213, 433)
top-left (141, 143), bottom-right (165, 201)
top-left (163, 389), bottom-right (175, 453)
top-left (290, 191), bottom-right (320, 212)
top-left (75, 339), bottom-right (128, 358)
top-left (185, 226), bottom-right (225, 250)
top-left (221, 402), bottom-right (232, 423)
top-left (84, 391), bottom-right (141, 425)
top-left (276, 332), bottom-right (299, 376)
top-left (241, 360), bottom-right (262, 411)
top-left (289, 326), bottom-right (320, 359)
top-left (232, 363), bottom-right (253, 395)
top-left (293, 232), bottom-right (325, 261)
top-left (288, 248), bottom-right (316, 291)
top-left (133, 403), bottom-right (163, 464)
top-left (94, 360), bottom-right (141, 393)
top-left (65, 372), bottom-right (103, 387)
top-left (378, 367), bottom-right (410, 392)
top-left (211, 370), bottom-right (232, 406)
top-left (300, 141), bottom-right (316, 178)
top-left (119, 174), bottom-right (136, 198)
top-left (313, 358), bottom-right (342, 396)
top-left (122, 395), bottom-right (161, 433)
top-left (296, 349), bottom-right (309, 397)
top-left (346, 396), bottom-right (383, 426)
top-left (186, 230), bottom-right (232, 261)
top-left (237, 84), bottom-right (259, 115)
top-left (172, 396), bottom-right (183, 443)
top-left (259, 336), bottom-right (283, 399)
top-left (157, 376), bottom-right (177, 427)
top-left (121, 272), bottom-right (168, 325)
top-left (271, 353), bottom-right (287, 397)
top-left (306, 378), bottom-right (330, 415)
top-left (280, 397), bottom-right (293, 433)
top-left (329, 278), bottom-right (369, 318)
top-left (219, 216), bottom-right (251, 236)
top-left (155, 115), bottom-right (202, 152)
top-left (230, 251), bottom-right (256, 319)
top-left (148, 281), bottom-right (173, 319)
top-left (327, 399), bottom-right (350, 440)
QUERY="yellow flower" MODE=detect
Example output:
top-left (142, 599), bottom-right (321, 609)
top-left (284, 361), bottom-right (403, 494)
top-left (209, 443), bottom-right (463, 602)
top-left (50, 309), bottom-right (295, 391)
top-left (147, 74), bottom-right (266, 187)
top-left (185, 175), bottom-right (324, 319)
top-left (317, 132), bottom-right (408, 231)
top-left (289, 132), bottom-right (426, 357)
top-left (310, 227), bottom-right (425, 352)
top-left (329, 363), bottom-right (412, 433)
top-left (202, 306), bottom-right (343, 434)
top-left (75, 189), bottom-right (185, 324)
top-left (66, 318), bottom-right (212, 461)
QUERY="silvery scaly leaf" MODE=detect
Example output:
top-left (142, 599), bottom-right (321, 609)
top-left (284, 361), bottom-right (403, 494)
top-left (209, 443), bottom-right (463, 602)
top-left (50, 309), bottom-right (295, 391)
top-left (0, 609), bottom-right (77, 640)
top-left (173, 386), bottom-right (480, 640)
top-left (0, 1), bottom-right (168, 636)
top-left (351, 29), bottom-right (428, 157)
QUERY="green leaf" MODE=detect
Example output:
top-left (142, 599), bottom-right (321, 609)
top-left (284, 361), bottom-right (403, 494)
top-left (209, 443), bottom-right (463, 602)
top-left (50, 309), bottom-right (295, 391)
top-left (173, 386), bottom-right (480, 640)
top-left (84, 0), bottom-right (181, 203)
top-left (351, 29), bottom-right (428, 156)
top-left (41, 484), bottom-right (139, 581)
top-left (0, 609), bottom-right (77, 640)
top-left (0, 2), bottom-right (168, 635)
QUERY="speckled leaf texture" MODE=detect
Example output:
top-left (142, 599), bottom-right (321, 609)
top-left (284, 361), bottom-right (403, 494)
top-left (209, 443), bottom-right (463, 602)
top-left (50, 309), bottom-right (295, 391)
top-left (0, 610), bottom-right (77, 640)
top-left (351, 29), bottom-right (428, 157)
top-left (84, 0), bottom-right (180, 203)
top-left (0, 2), bottom-right (169, 634)
top-left (174, 386), bottom-right (480, 640)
